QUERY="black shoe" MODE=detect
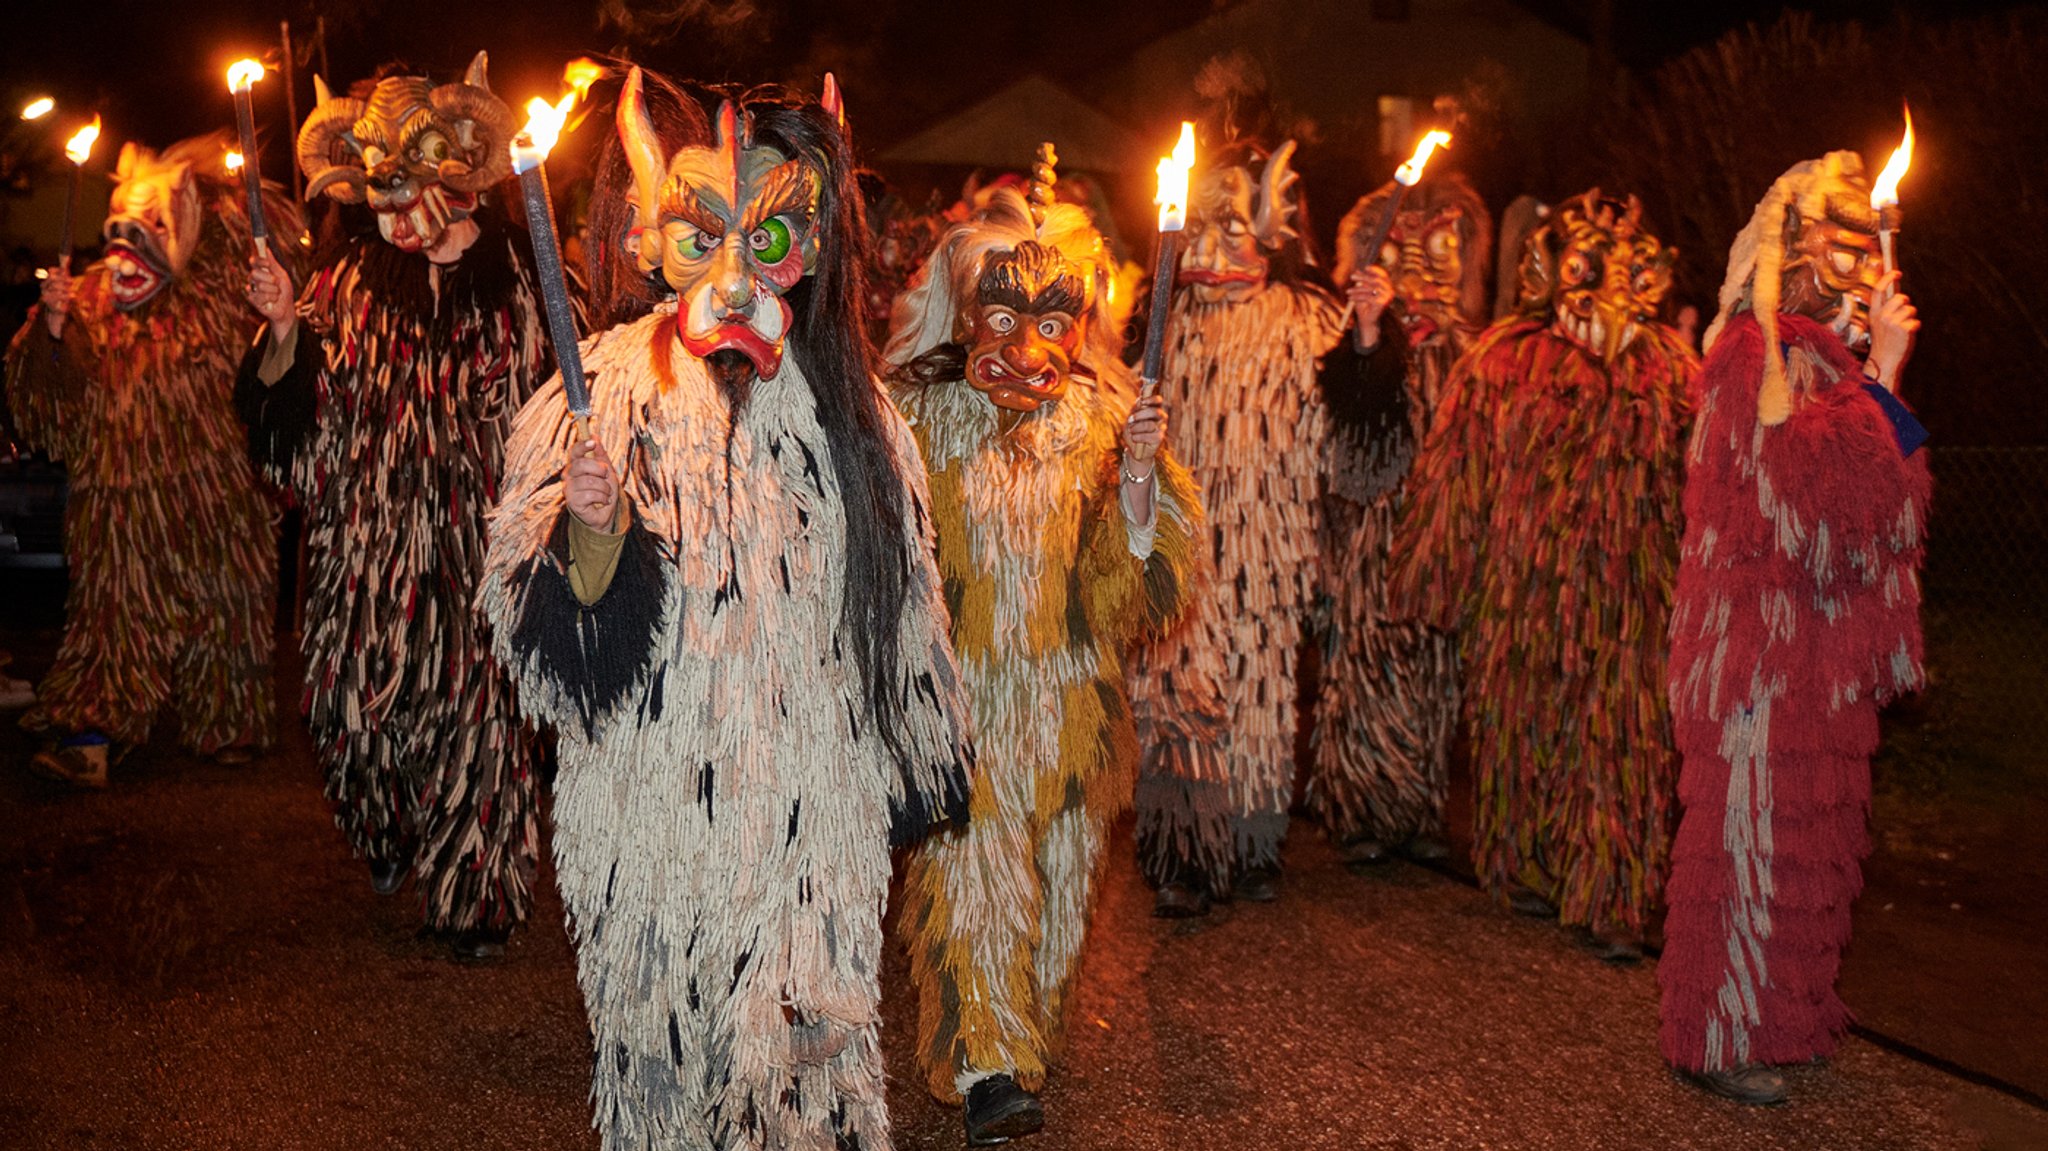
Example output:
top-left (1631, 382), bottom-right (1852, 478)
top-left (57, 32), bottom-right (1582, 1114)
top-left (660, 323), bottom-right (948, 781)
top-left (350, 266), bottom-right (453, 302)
top-left (1153, 878), bottom-right (1213, 919)
top-left (964, 1073), bottom-right (1043, 1145)
top-left (368, 857), bottom-right (409, 896)
top-left (1505, 885), bottom-right (1557, 919)
top-left (1337, 836), bottom-right (1391, 870)
top-left (1398, 835), bottom-right (1451, 862)
top-left (1233, 864), bottom-right (1281, 903)
top-left (450, 925), bottom-right (511, 962)
top-left (1677, 1064), bottom-right (1787, 1106)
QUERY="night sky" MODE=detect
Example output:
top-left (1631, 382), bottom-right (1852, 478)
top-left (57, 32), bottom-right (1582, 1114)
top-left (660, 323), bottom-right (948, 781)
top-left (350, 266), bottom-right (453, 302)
top-left (2, 0), bottom-right (2022, 168)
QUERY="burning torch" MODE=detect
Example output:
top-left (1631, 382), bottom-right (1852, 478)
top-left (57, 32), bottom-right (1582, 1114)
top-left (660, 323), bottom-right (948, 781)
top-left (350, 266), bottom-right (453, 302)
top-left (1869, 105), bottom-right (1914, 281)
top-left (1138, 122), bottom-right (1196, 401)
top-left (57, 116), bottom-right (101, 272)
top-left (1350, 129), bottom-right (1450, 352)
top-left (226, 59), bottom-right (271, 255)
top-left (510, 91), bottom-right (590, 425)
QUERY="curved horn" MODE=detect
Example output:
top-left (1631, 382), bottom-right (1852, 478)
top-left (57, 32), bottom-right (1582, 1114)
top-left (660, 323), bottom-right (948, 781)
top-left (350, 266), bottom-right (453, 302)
top-left (616, 67), bottom-right (667, 275)
top-left (313, 74), bottom-right (335, 107)
top-left (1027, 142), bottom-right (1058, 230)
top-left (1252, 138), bottom-right (1301, 250)
top-left (429, 80), bottom-right (515, 193)
top-left (465, 50), bottom-right (492, 93)
top-left (296, 95), bottom-right (369, 204)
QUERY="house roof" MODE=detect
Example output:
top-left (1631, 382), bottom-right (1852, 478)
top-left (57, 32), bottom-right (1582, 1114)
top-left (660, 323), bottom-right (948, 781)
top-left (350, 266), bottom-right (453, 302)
top-left (879, 74), bottom-right (1150, 174)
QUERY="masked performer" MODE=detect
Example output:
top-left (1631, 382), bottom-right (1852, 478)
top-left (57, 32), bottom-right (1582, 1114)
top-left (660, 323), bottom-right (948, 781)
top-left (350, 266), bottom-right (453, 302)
top-left (1390, 192), bottom-right (1696, 958)
top-left (884, 151), bottom-right (1201, 1143)
top-left (479, 70), bottom-right (973, 1150)
top-left (6, 135), bottom-right (297, 787)
top-left (237, 54), bottom-right (542, 958)
top-left (1127, 103), bottom-right (1356, 916)
top-left (1310, 172), bottom-right (1491, 865)
top-left (1659, 152), bottom-right (1927, 1105)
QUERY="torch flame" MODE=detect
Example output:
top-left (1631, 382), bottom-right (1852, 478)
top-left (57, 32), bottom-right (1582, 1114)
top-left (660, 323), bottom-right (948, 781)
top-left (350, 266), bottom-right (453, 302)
top-left (563, 58), bottom-right (603, 103)
top-left (513, 93), bottom-right (576, 170)
top-left (226, 59), bottom-right (266, 94)
top-left (21, 97), bottom-right (55, 121)
top-left (1395, 130), bottom-right (1452, 187)
top-left (1870, 104), bottom-right (1914, 211)
top-left (64, 116), bottom-right (100, 166)
top-left (225, 150), bottom-right (244, 172)
top-left (1155, 121), bottom-right (1196, 232)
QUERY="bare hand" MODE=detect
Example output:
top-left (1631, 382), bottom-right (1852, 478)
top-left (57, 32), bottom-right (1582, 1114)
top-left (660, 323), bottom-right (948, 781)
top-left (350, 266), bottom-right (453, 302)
top-left (566, 435), bottom-right (621, 531)
top-left (1865, 271), bottom-right (1919, 390)
top-left (40, 267), bottom-right (72, 339)
top-left (246, 244), bottom-right (296, 331)
top-left (1347, 266), bottom-right (1395, 348)
top-left (1122, 394), bottom-right (1166, 480)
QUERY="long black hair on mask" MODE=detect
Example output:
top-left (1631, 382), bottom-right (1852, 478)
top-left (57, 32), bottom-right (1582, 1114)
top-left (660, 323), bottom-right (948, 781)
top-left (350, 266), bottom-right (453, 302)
top-left (734, 85), bottom-right (914, 766)
top-left (583, 64), bottom-right (710, 329)
top-left (596, 73), bottom-right (914, 766)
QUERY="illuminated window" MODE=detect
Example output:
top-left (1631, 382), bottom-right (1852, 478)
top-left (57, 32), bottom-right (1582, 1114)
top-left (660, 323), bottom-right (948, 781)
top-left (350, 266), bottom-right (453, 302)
top-left (1378, 96), bottom-right (1415, 158)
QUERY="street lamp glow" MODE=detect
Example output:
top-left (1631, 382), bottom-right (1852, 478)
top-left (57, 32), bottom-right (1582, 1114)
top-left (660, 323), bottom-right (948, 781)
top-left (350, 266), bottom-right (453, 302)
top-left (21, 97), bottom-right (55, 121)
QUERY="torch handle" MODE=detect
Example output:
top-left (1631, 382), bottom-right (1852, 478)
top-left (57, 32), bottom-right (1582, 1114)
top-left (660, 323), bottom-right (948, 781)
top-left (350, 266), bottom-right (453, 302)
top-left (1879, 229), bottom-right (1896, 281)
top-left (233, 89), bottom-right (268, 241)
top-left (519, 163), bottom-right (591, 418)
top-left (1138, 229), bottom-right (1180, 401)
top-left (1351, 189), bottom-right (1406, 354)
top-left (58, 164), bottom-right (80, 271)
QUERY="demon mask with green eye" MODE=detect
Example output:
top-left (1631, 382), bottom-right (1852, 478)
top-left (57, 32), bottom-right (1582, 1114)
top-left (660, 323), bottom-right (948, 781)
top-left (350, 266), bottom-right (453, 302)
top-left (1513, 191), bottom-right (1675, 363)
top-left (295, 52), bottom-right (515, 254)
top-left (617, 67), bottom-right (822, 382)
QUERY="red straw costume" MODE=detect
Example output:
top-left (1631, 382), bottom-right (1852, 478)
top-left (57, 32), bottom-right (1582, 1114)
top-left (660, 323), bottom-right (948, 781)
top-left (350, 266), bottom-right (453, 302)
top-left (1659, 308), bottom-right (1928, 1071)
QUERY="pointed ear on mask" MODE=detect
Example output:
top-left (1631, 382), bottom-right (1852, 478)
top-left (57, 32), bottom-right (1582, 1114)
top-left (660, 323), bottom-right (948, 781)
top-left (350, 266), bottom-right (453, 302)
top-left (617, 67), bottom-right (668, 276)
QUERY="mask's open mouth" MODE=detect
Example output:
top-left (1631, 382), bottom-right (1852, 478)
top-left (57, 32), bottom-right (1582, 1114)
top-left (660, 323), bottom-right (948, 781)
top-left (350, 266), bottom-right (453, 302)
top-left (104, 239), bottom-right (169, 310)
top-left (374, 185), bottom-right (475, 253)
top-left (1177, 267), bottom-right (1263, 287)
top-left (972, 354), bottom-right (1056, 395)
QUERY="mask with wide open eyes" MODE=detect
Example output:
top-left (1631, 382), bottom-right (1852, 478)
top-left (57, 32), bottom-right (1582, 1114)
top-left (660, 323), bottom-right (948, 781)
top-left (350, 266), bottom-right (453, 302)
top-left (960, 240), bottom-right (1090, 413)
top-left (1780, 189), bottom-right (1885, 352)
top-left (1515, 190), bottom-right (1675, 363)
top-left (1178, 140), bottom-right (1301, 306)
top-left (296, 52), bottom-right (515, 254)
top-left (617, 67), bottom-right (822, 383)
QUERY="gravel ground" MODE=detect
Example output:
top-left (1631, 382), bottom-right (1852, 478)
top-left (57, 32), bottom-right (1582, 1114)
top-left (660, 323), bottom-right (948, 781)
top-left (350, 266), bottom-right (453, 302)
top-left (1, 647), bottom-right (2043, 1151)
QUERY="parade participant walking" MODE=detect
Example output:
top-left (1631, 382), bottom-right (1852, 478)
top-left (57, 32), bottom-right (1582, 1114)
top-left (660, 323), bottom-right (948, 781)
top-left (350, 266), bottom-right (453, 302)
top-left (7, 134), bottom-right (296, 786)
top-left (1391, 191), bottom-right (1696, 960)
top-left (1660, 152), bottom-right (1928, 1105)
top-left (481, 69), bottom-right (974, 1150)
top-left (1310, 172), bottom-right (1491, 866)
top-left (884, 153), bottom-right (1203, 1143)
top-left (238, 54), bottom-right (543, 959)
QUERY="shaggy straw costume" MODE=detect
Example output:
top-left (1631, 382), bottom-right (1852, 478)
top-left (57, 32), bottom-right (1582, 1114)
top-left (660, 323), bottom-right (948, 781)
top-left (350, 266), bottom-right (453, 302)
top-left (237, 227), bottom-right (544, 933)
top-left (482, 74), bottom-right (973, 1150)
top-left (236, 57), bottom-right (544, 937)
top-left (1131, 276), bottom-right (1341, 892)
top-left (6, 136), bottom-right (293, 757)
top-left (1308, 175), bottom-right (1490, 854)
top-left (885, 185), bottom-right (1202, 1103)
top-left (1390, 193), bottom-right (1695, 939)
top-left (1660, 154), bottom-right (1929, 1074)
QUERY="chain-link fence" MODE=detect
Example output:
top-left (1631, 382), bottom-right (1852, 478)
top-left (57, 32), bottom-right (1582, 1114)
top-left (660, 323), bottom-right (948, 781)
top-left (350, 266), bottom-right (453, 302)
top-left (1912, 447), bottom-right (2048, 773)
